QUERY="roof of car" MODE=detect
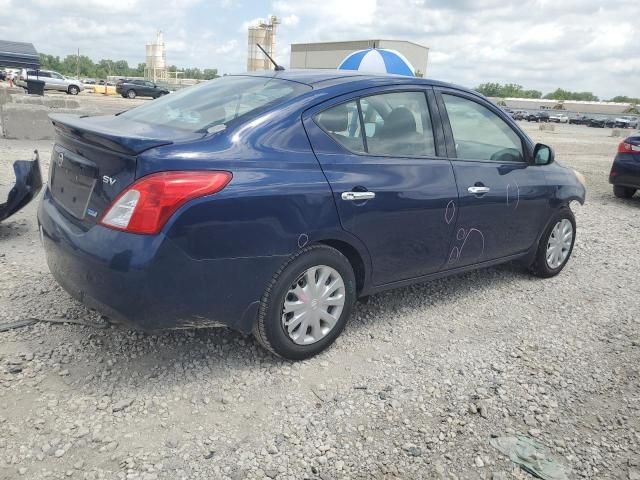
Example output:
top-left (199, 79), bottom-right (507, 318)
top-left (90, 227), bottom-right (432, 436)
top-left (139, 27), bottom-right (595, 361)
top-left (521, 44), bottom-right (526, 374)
top-left (233, 69), bottom-right (472, 94)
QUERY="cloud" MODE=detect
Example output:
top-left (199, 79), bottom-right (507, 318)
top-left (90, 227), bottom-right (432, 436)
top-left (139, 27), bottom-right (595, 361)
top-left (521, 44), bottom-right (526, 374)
top-left (0, 0), bottom-right (638, 98)
top-left (271, 0), bottom-right (640, 98)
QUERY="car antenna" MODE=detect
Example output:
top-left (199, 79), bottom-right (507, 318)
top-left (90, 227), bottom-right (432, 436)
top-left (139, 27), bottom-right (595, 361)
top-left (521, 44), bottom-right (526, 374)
top-left (256, 43), bottom-right (284, 71)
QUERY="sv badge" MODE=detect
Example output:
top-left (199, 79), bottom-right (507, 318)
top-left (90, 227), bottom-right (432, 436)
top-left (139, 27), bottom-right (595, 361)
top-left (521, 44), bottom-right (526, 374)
top-left (102, 175), bottom-right (117, 186)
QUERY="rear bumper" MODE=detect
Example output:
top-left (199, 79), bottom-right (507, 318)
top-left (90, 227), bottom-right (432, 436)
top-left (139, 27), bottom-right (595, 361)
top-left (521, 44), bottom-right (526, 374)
top-left (38, 190), bottom-right (287, 332)
top-left (610, 155), bottom-right (640, 188)
top-left (0, 151), bottom-right (43, 222)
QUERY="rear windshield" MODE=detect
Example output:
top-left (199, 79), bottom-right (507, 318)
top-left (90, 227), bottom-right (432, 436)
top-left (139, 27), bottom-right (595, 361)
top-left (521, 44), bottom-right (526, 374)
top-left (119, 75), bottom-right (311, 132)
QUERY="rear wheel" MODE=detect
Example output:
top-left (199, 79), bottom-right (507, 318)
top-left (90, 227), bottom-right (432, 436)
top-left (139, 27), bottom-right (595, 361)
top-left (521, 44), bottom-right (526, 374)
top-left (68, 85), bottom-right (79, 95)
top-left (529, 209), bottom-right (576, 278)
top-left (253, 245), bottom-right (356, 360)
top-left (613, 185), bottom-right (636, 198)
top-left (127, 89), bottom-right (136, 99)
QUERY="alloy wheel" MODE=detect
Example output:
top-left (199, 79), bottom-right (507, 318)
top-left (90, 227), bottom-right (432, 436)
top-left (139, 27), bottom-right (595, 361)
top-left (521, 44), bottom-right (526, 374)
top-left (546, 219), bottom-right (573, 269)
top-left (281, 265), bottom-right (345, 345)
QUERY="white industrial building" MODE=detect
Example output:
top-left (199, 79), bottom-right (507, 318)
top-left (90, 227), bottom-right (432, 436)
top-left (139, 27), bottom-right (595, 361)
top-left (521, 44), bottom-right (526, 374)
top-left (247, 16), bottom-right (279, 72)
top-left (290, 39), bottom-right (429, 77)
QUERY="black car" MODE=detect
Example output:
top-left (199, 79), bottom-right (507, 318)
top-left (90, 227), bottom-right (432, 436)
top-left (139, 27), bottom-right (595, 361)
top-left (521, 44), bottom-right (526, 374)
top-left (588, 117), bottom-right (607, 128)
top-left (609, 135), bottom-right (640, 198)
top-left (526, 112), bottom-right (550, 123)
top-left (116, 79), bottom-right (170, 99)
top-left (569, 115), bottom-right (591, 125)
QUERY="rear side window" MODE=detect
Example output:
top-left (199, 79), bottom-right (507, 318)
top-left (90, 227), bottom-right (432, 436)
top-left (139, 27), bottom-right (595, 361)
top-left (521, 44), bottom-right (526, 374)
top-left (361, 91), bottom-right (435, 157)
top-left (120, 76), bottom-right (311, 132)
top-left (314, 90), bottom-right (436, 158)
top-left (315, 101), bottom-right (365, 153)
top-left (442, 94), bottom-right (524, 162)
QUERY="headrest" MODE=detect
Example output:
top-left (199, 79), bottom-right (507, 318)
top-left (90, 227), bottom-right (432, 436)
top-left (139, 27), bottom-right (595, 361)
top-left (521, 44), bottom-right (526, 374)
top-left (380, 107), bottom-right (417, 138)
top-left (318, 104), bottom-right (349, 132)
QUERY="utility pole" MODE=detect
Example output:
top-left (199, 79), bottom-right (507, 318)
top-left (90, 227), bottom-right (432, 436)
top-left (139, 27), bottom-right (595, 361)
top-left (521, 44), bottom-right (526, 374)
top-left (76, 48), bottom-right (79, 79)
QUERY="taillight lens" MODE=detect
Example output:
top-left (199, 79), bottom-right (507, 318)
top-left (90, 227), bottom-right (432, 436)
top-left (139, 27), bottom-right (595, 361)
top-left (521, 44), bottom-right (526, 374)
top-left (100, 171), bottom-right (232, 235)
top-left (618, 141), bottom-right (640, 154)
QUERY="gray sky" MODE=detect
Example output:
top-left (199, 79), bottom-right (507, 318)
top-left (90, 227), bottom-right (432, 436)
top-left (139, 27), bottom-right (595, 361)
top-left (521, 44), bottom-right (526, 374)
top-left (1, 0), bottom-right (638, 98)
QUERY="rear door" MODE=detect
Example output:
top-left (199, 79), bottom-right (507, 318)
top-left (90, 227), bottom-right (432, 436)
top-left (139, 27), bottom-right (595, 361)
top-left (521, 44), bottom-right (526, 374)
top-left (304, 87), bottom-right (459, 286)
top-left (36, 71), bottom-right (52, 90)
top-left (434, 88), bottom-right (551, 267)
top-left (49, 72), bottom-right (66, 91)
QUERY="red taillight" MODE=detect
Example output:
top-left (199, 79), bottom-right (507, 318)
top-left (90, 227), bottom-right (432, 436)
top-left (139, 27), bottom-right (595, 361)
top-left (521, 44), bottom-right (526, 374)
top-left (618, 141), bottom-right (640, 154)
top-left (100, 171), bottom-right (232, 235)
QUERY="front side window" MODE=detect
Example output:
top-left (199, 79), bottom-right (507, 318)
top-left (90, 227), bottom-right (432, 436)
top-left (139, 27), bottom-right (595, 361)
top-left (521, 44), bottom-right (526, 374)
top-left (442, 94), bottom-right (524, 162)
top-left (315, 101), bottom-right (365, 153)
top-left (51, 72), bottom-right (63, 79)
top-left (120, 76), bottom-right (311, 132)
top-left (361, 91), bottom-right (436, 157)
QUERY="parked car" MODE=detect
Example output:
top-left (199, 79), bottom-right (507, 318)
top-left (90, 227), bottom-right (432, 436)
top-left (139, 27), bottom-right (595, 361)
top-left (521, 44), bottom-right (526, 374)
top-left (511, 110), bottom-right (528, 121)
top-left (0, 70), bottom-right (6, 81)
top-left (526, 112), bottom-right (550, 123)
top-left (16, 69), bottom-right (84, 95)
top-left (549, 113), bottom-right (569, 123)
top-left (37, 71), bottom-right (586, 360)
top-left (588, 117), bottom-right (608, 128)
top-left (116, 79), bottom-right (169, 99)
top-left (569, 115), bottom-right (591, 125)
top-left (613, 116), bottom-right (639, 129)
top-left (609, 135), bottom-right (640, 198)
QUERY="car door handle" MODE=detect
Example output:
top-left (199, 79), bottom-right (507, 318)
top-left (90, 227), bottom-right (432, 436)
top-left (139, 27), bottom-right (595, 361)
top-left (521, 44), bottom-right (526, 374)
top-left (341, 191), bottom-right (376, 201)
top-left (468, 186), bottom-right (490, 194)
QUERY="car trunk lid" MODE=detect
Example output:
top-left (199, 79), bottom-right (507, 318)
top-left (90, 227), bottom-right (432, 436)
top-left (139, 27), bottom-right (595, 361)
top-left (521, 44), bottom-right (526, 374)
top-left (48, 113), bottom-right (202, 227)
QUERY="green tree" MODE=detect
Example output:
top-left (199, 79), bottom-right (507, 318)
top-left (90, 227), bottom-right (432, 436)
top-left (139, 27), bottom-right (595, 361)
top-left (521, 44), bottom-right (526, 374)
top-left (35, 51), bottom-right (218, 81)
top-left (475, 82), bottom-right (541, 99)
top-left (203, 68), bottom-right (218, 80)
top-left (610, 95), bottom-right (640, 104)
top-left (543, 88), bottom-right (599, 102)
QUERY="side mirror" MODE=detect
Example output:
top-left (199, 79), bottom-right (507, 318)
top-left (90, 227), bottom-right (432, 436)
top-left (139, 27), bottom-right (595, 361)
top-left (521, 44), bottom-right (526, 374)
top-left (533, 143), bottom-right (554, 165)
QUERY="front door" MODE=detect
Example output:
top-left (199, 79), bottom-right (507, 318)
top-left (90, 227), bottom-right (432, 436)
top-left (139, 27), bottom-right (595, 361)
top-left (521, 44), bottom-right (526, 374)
top-left (435, 89), bottom-right (551, 267)
top-left (305, 89), bottom-right (459, 286)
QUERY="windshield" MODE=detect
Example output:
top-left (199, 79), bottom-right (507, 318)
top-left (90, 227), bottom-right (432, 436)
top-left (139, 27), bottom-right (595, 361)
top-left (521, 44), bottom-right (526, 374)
top-left (119, 75), bottom-right (311, 132)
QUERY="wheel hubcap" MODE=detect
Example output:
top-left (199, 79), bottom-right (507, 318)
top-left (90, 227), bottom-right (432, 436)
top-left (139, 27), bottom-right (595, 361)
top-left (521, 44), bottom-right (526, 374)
top-left (546, 219), bottom-right (573, 269)
top-left (281, 265), bottom-right (345, 345)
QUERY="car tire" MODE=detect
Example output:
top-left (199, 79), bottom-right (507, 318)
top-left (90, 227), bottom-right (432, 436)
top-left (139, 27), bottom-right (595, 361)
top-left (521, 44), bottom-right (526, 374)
top-left (529, 209), bottom-right (576, 278)
top-left (68, 86), bottom-right (79, 95)
top-left (253, 244), bottom-right (356, 360)
top-left (127, 89), bottom-right (136, 99)
top-left (613, 186), bottom-right (636, 199)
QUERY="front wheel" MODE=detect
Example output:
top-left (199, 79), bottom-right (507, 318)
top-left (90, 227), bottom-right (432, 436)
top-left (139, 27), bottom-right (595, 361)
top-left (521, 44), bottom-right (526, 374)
top-left (529, 209), bottom-right (576, 278)
top-left (68, 85), bottom-right (79, 95)
top-left (253, 245), bottom-right (356, 360)
top-left (613, 186), bottom-right (636, 198)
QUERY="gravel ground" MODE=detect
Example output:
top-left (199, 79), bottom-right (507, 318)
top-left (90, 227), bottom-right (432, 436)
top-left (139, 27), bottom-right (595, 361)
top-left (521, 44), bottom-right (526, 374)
top-left (1, 123), bottom-right (639, 480)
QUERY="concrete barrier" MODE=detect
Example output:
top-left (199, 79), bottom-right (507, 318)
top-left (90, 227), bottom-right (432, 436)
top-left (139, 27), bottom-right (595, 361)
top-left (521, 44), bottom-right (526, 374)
top-left (0, 104), bottom-right (91, 140)
top-left (10, 94), bottom-right (80, 109)
top-left (539, 124), bottom-right (555, 132)
top-left (610, 129), bottom-right (627, 138)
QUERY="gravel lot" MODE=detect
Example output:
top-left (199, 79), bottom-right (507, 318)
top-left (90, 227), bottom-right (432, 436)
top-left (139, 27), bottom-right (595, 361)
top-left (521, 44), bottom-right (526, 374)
top-left (1, 123), bottom-right (639, 480)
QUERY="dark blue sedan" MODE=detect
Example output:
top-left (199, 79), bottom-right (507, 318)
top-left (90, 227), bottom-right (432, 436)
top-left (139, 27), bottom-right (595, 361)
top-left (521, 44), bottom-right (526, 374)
top-left (37, 71), bottom-right (586, 359)
top-left (610, 135), bottom-right (640, 198)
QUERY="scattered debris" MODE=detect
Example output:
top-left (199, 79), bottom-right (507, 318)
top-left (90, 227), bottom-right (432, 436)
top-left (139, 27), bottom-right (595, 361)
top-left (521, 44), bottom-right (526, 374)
top-left (490, 435), bottom-right (571, 480)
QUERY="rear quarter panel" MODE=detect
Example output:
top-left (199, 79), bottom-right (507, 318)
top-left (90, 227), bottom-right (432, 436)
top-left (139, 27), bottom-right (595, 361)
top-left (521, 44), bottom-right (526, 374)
top-left (137, 101), bottom-right (371, 264)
